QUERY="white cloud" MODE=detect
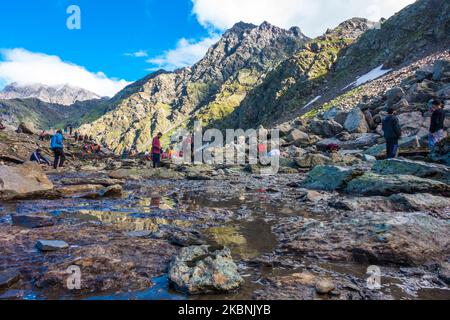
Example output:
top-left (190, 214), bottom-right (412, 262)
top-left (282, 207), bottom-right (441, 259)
top-left (0, 48), bottom-right (131, 97)
top-left (125, 50), bottom-right (148, 58)
top-left (191, 0), bottom-right (416, 37)
top-left (147, 36), bottom-right (220, 71)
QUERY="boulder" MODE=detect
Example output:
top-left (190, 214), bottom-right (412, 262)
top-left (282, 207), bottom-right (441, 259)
top-left (372, 158), bottom-right (450, 184)
top-left (415, 65), bottom-right (433, 81)
top-left (277, 123), bottom-right (294, 137)
top-left (322, 107), bottom-right (339, 120)
top-left (0, 270), bottom-right (21, 289)
top-left (406, 79), bottom-right (438, 103)
top-left (393, 98), bottom-right (410, 111)
top-left (0, 162), bottom-right (54, 200)
top-left (433, 59), bottom-right (450, 82)
top-left (12, 214), bottom-right (56, 228)
top-left (385, 87), bottom-right (404, 106)
top-left (296, 153), bottom-right (331, 169)
top-left (275, 212), bottom-right (450, 266)
top-left (168, 245), bottom-right (243, 294)
top-left (345, 173), bottom-right (450, 196)
top-left (286, 129), bottom-right (311, 146)
top-left (36, 240), bottom-right (69, 251)
top-left (365, 135), bottom-right (423, 157)
top-left (303, 165), bottom-right (364, 191)
top-left (429, 136), bottom-right (450, 166)
top-left (99, 185), bottom-right (123, 197)
top-left (344, 108), bottom-right (369, 134)
top-left (340, 133), bottom-right (380, 150)
top-left (330, 193), bottom-right (450, 213)
top-left (315, 280), bottom-right (336, 295)
top-left (364, 111), bottom-right (376, 130)
top-left (397, 112), bottom-right (425, 136)
top-left (16, 122), bottom-right (36, 135)
top-left (308, 120), bottom-right (343, 138)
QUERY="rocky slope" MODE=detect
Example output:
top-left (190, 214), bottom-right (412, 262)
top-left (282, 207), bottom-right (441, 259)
top-left (79, 22), bottom-right (308, 153)
top-left (0, 83), bottom-right (101, 106)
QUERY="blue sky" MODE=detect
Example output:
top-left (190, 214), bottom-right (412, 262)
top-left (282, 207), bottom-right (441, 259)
top-left (0, 0), bottom-right (415, 96)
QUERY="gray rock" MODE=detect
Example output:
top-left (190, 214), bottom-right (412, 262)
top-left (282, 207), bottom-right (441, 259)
top-left (127, 231), bottom-right (152, 238)
top-left (372, 158), bottom-right (450, 184)
top-left (0, 270), bottom-right (21, 289)
top-left (168, 245), bottom-right (243, 294)
top-left (12, 214), bottom-right (56, 228)
top-left (344, 108), bottom-right (369, 133)
top-left (386, 87), bottom-right (404, 106)
top-left (286, 129), bottom-right (310, 146)
top-left (433, 59), bottom-right (450, 82)
top-left (303, 165), bottom-right (364, 191)
top-left (316, 280), bottom-right (336, 295)
top-left (345, 173), bottom-right (450, 196)
top-left (36, 240), bottom-right (69, 251)
top-left (308, 120), bottom-right (343, 138)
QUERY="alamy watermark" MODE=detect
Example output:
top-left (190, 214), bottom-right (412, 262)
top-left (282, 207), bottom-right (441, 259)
top-left (67, 5), bottom-right (81, 30)
top-left (66, 265), bottom-right (81, 290)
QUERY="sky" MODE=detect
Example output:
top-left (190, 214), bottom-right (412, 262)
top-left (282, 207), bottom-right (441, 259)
top-left (0, 0), bottom-right (415, 97)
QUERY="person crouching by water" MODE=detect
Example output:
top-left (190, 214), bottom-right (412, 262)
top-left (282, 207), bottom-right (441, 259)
top-left (30, 148), bottom-right (51, 166)
top-left (382, 107), bottom-right (402, 159)
top-left (151, 132), bottom-right (163, 168)
top-left (50, 129), bottom-right (65, 169)
top-left (429, 99), bottom-right (446, 149)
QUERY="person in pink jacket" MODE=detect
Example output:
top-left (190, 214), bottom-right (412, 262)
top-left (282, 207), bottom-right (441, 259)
top-left (151, 132), bottom-right (163, 168)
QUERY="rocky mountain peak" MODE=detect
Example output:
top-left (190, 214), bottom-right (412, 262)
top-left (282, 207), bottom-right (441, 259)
top-left (0, 82), bottom-right (102, 106)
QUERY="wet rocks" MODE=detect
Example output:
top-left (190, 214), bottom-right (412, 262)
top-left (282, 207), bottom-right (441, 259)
top-left (36, 240), bottom-right (69, 251)
top-left (168, 245), bottom-right (243, 294)
top-left (12, 214), bottom-right (56, 228)
top-left (296, 153), bottom-right (331, 168)
top-left (57, 184), bottom-right (105, 197)
top-left (59, 178), bottom-right (124, 187)
top-left (365, 135), bottom-right (424, 157)
top-left (344, 108), bottom-right (369, 133)
top-left (330, 193), bottom-right (450, 213)
top-left (98, 185), bottom-right (123, 198)
top-left (108, 168), bottom-right (184, 180)
top-left (0, 162), bottom-right (54, 200)
top-left (344, 173), bottom-right (450, 196)
top-left (432, 59), bottom-right (450, 82)
top-left (372, 158), bottom-right (450, 184)
top-left (303, 165), bottom-right (364, 191)
top-left (274, 212), bottom-right (450, 266)
top-left (0, 270), bottom-right (21, 289)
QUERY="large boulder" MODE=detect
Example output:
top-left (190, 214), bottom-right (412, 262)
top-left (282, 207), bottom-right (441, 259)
top-left (274, 212), bottom-right (450, 266)
top-left (365, 135), bottom-right (424, 157)
top-left (344, 173), bottom-right (450, 196)
top-left (340, 133), bottom-right (380, 150)
top-left (303, 165), bottom-right (364, 191)
top-left (330, 193), bottom-right (450, 213)
top-left (168, 245), bottom-right (243, 294)
top-left (0, 162), bottom-right (54, 200)
top-left (433, 59), bottom-right (450, 82)
top-left (397, 112), bottom-right (425, 137)
top-left (308, 120), bottom-right (343, 138)
top-left (372, 158), bottom-right (450, 184)
top-left (286, 129), bottom-right (311, 147)
top-left (296, 153), bottom-right (331, 169)
top-left (16, 122), bottom-right (36, 135)
top-left (429, 136), bottom-right (450, 166)
top-left (405, 79), bottom-right (438, 103)
top-left (385, 87), bottom-right (404, 106)
top-left (344, 108), bottom-right (369, 134)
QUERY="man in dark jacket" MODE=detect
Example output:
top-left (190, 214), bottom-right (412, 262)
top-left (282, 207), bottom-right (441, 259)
top-left (382, 107), bottom-right (402, 159)
top-left (429, 99), bottom-right (446, 149)
top-left (50, 129), bottom-right (65, 169)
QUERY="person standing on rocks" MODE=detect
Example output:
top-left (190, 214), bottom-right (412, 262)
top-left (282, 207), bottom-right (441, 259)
top-left (429, 99), bottom-right (446, 149)
top-left (50, 129), bottom-right (65, 169)
top-left (30, 148), bottom-right (51, 166)
top-left (151, 132), bottom-right (163, 168)
top-left (382, 107), bottom-right (402, 159)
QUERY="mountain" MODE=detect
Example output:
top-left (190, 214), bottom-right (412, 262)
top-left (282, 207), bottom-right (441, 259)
top-left (0, 83), bottom-right (102, 106)
top-left (218, 0), bottom-right (450, 129)
top-left (78, 22), bottom-right (309, 153)
top-left (0, 97), bottom-right (109, 130)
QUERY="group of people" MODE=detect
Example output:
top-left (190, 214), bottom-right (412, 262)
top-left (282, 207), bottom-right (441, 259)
top-left (382, 99), bottom-right (446, 159)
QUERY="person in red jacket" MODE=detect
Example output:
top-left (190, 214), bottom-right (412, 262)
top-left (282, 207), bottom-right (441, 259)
top-left (151, 132), bottom-right (163, 168)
